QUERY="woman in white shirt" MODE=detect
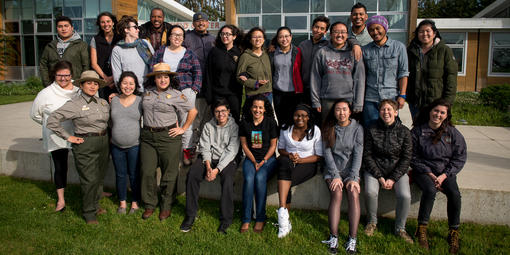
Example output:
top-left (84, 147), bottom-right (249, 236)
top-left (276, 104), bottom-right (323, 238)
top-left (30, 60), bottom-right (79, 212)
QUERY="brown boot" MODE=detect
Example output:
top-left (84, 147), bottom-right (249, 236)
top-left (448, 228), bottom-right (460, 254)
top-left (415, 224), bottom-right (429, 249)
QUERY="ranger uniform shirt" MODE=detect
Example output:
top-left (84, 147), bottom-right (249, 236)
top-left (46, 93), bottom-right (109, 139)
top-left (142, 88), bottom-right (193, 128)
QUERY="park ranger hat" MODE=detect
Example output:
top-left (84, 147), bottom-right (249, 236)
top-left (146, 63), bottom-right (177, 77)
top-left (74, 70), bottom-right (106, 87)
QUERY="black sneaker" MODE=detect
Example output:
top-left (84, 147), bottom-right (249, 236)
top-left (180, 216), bottom-right (195, 233)
top-left (217, 223), bottom-right (231, 235)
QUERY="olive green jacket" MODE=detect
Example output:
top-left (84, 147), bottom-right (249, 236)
top-left (407, 39), bottom-right (457, 108)
top-left (39, 38), bottom-right (90, 86)
top-left (236, 48), bottom-right (272, 96)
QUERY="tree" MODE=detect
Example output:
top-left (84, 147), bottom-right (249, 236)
top-left (418, 0), bottom-right (496, 18)
top-left (176, 0), bottom-right (225, 21)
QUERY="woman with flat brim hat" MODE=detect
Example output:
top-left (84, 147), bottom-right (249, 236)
top-left (139, 62), bottom-right (198, 221)
top-left (47, 69), bottom-right (111, 224)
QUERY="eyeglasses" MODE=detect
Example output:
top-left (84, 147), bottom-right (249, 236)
top-left (55, 74), bottom-right (71, 78)
top-left (331, 30), bottom-right (348, 35)
top-left (170, 33), bottom-right (184, 38)
top-left (128, 25), bottom-right (139, 30)
top-left (214, 109), bottom-right (229, 115)
top-left (278, 34), bottom-right (291, 39)
top-left (220, 32), bottom-right (233, 37)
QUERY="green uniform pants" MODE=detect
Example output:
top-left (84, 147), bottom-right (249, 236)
top-left (140, 129), bottom-right (182, 211)
top-left (72, 135), bottom-right (109, 221)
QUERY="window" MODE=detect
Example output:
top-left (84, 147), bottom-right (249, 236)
top-left (442, 32), bottom-right (467, 76)
top-left (490, 32), bottom-right (510, 76)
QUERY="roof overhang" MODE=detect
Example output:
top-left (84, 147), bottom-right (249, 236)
top-left (153, 0), bottom-right (195, 21)
top-left (417, 18), bottom-right (510, 29)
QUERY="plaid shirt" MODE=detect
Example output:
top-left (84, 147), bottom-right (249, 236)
top-left (152, 46), bottom-right (202, 93)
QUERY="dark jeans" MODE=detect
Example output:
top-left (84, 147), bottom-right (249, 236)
top-left (185, 156), bottom-right (237, 225)
top-left (111, 144), bottom-right (140, 202)
top-left (242, 156), bottom-right (277, 223)
top-left (413, 172), bottom-right (462, 228)
top-left (277, 156), bottom-right (317, 204)
top-left (51, 149), bottom-right (69, 189)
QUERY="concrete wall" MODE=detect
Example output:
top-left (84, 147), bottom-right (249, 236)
top-left (1, 147), bottom-right (508, 226)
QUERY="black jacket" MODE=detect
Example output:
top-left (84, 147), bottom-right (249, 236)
top-left (411, 123), bottom-right (467, 177)
top-left (363, 117), bottom-right (412, 181)
top-left (94, 33), bottom-right (121, 76)
top-left (205, 44), bottom-right (242, 103)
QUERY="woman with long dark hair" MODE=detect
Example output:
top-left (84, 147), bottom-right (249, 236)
top-left (30, 60), bottom-right (79, 212)
top-left (276, 104), bottom-right (322, 238)
top-left (320, 100), bottom-right (363, 254)
top-left (411, 99), bottom-right (467, 253)
top-left (407, 20), bottom-right (458, 118)
top-left (90, 12), bottom-right (122, 100)
top-left (237, 27), bottom-right (272, 102)
top-left (206, 24), bottom-right (243, 122)
top-left (239, 94), bottom-right (278, 233)
top-left (268, 26), bottom-right (304, 124)
top-left (151, 24), bottom-right (202, 166)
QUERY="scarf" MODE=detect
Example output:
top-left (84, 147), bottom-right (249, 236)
top-left (116, 39), bottom-right (153, 65)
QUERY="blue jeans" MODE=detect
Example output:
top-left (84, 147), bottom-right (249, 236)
top-left (111, 144), bottom-right (140, 202)
top-left (363, 101), bottom-right (380, 128)
top-left (242, 156), bottom-right (277, 223)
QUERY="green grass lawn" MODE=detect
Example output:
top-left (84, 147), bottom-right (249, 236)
top-left (0, 95), bottom-right (36, 105)
top-left (452, 92), bottom-right (510, 127)
top-left (1, 176), bottom-right (509, 254)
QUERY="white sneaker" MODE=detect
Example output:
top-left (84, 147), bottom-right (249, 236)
top-left (322, 235), bottom-right (338, 254)
top-left (277, 207), bottom-right (291, 238)
top-left (345, 237), bottom-right (357, 254)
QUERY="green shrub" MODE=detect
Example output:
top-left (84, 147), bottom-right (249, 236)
top-left (479, 84), bottom-right (510, 110)
top-left (0, 76), bottom-right (43, 96)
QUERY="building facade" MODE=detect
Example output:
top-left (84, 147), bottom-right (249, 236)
top-left (0, 0), bottom-right (193, 81)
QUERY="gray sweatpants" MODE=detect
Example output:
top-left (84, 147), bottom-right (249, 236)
top-left (364, 172), bottom-right (411, 232)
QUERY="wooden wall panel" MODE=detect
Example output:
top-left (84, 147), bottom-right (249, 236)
top-left (112, 0), bottom-right (138, 20)
top-left (408, 0), bottom-right (418, 43)
top-left (460, 32), bottom-right (479, 92)
top-left (476, 32), bottom-right (491, 91)
top-left (225, 0), bottom-right (236, 25)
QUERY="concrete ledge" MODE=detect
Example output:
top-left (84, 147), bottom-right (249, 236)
top-left (3, 145), bottom-right (508, 226)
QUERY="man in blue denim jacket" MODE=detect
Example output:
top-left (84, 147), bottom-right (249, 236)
top-left (362, 15), bottom-right (409, 127)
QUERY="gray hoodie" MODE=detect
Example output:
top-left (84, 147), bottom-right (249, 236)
top-left (57, 32), bottom-right (82, 58)
top-left (199, 116), bottom-right (240, 171)
top-left (310, 42), bottom-right (365, 112)
top-left (323, 119), bottom-right (364, 182)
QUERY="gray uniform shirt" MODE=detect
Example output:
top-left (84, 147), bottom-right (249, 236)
top-left (142, 88), bottom-right (193, 128)
top-left (110, 96), bottom-right (142, 148)
top-left (47, 93), bottom-right (110, 140)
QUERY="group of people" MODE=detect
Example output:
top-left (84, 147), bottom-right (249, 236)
top-left (30, 2), bottom-right (467, 254)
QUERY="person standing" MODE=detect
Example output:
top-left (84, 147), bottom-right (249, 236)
top-left (180, 99), bottom-right (239, 234)
top-left (151, 25), bottom-right (202, 165)
top-left (30, 60), bottom-right (79, 212)
top-left (411, 99), bottom-right (467, 254)
top-left (110, 72), bottom-right (142, 215)
top-left (362, 99), bottom-right (413, 243)
top-left (321, 100), bottom-right (363, 255)
top-left (407, 20), bottom-right (457, 118)
top-left (362, 15), bottom-right (409, 128)
top-left (310, 21), bottom-right (365, 122)
top-left (111, 15), bottom-right (154, 93)
top-left (39, 16), bottom-right (89, 86)
top-left (90, 12), bottom-right (122, 100)
top-left (237, 27), bottom-right (273, 102)
top-left (139, 63), bottom-right (197, 221)
top-left (183, 12), bottom-right (216, 151)
top-left (349, 3), bottom-right (372, 46)
top-left (46, 71), bottom-right (109, 224)
top-left (206, 24), bottom-right (243, 122)
top-left (269, 26), bottom-right (305, 125)
top-left (139, 8), bottom-right (173, 50)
